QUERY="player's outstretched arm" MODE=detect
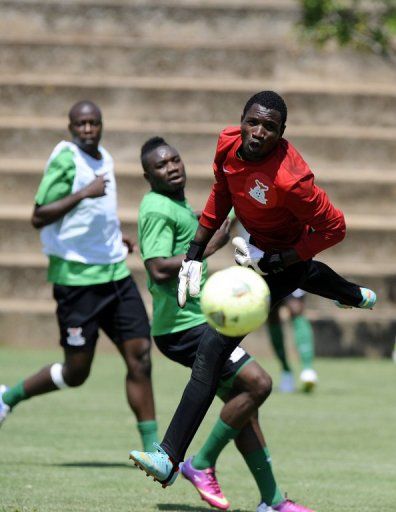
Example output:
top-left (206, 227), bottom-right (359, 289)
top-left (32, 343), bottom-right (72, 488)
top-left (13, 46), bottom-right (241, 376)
top-left (177, 224), bottom-right (215, 308)
top-left (203, 218), bottom-right (231, 258)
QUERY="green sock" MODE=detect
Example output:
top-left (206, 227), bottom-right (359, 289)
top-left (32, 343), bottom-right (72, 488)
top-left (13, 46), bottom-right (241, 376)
top-left (268, 323), bottom-right (291, 372)
top-left (2, 381), bottom-right (27, 408)
top-left (243, 447), bottom-right (284, 507)
top-left (292, 315), bottom-right (314, 370)
top-left (137, 420), bottom-right (159, 452)
top-left (193, 418), bottom-right (240, 469)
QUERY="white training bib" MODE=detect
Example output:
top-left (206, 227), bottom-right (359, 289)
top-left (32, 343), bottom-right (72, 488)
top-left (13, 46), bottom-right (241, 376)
top-left (40, 141), bottom-right (127, 264)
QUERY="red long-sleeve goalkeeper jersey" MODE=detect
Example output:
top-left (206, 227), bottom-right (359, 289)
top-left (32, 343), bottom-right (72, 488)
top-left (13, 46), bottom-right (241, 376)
top-left (199, 126), bottom-right (346, 261)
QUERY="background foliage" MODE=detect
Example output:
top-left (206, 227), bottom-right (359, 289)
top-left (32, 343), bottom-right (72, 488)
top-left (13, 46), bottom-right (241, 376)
top-left (300, 0), bottom-right (396, 58)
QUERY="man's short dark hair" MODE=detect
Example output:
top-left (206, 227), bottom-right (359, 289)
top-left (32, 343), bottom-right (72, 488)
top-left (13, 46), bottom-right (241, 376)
top-left (140, 136), bottom-right (169, 172)
top-left (242, 91), bottom-right (287, 126)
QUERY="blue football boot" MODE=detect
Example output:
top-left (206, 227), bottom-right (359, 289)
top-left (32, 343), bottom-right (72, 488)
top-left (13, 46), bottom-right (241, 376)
top-left (129, 442), bottom-right (179, 488)
top-left (335, 287), bottom-right (376, 309)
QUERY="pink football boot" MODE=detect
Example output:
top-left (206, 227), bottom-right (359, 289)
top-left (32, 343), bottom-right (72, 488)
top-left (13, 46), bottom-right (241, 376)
top-left (181, 457), bottom-right (230, 510)
top-left (273, 498), bottom-right (316, 512)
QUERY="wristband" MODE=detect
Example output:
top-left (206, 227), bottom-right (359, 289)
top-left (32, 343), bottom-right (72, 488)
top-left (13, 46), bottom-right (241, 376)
top-left (186, 240), bottom-right (206, 262)
top-left (258, 252), bottom-right (285, 274)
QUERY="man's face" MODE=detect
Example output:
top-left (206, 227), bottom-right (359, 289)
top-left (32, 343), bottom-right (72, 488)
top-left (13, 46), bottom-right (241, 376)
top-left (144, 145), bottom-right (186, 194)
top-left (69, 104), bottom-right (102, 152)
top-left (240, 103), bottom-right (284, 161)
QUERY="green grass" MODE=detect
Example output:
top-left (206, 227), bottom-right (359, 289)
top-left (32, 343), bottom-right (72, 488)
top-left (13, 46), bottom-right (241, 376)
top-left (0, 347), bottom-right (395, 512)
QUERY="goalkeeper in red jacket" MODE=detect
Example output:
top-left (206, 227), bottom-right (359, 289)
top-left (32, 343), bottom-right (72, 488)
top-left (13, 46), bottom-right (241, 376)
top-left (129, 91), bottom-right (376, 508)
top-left (181, 90), bottom-right (375, 309)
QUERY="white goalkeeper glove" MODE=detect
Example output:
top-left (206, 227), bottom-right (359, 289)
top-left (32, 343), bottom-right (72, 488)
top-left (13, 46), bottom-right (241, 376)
top-left (177, 259), bottom-right (203, 308)
top-left (232, 236), bottom-right (285, 275)
top-left (232, 236), bottom-right (266, 274)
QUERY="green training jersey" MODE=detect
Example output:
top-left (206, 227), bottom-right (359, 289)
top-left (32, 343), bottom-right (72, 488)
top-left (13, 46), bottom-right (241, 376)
top-left (138, 191), bottom-right (207, 336)
top-left (35, 141), bottom-right (129, 286)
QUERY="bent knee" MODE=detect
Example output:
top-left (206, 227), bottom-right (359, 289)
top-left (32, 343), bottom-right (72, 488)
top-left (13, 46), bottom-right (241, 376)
top-left (252, 373), bottom-right (272, 404)
top-left (236, 362), bottom-right (273, 405)
top-left (63, 367), bottom-right (90, 387)
top-left (130, 351), bottom-right (152, 376)
top-left (124, 338), bottom-right (152, 377)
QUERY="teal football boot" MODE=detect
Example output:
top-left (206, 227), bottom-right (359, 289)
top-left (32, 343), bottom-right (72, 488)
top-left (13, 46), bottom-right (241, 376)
top-left (335, 287), bottom-right (376, 309)
top-left (129, 442), bottom-right (179, 488)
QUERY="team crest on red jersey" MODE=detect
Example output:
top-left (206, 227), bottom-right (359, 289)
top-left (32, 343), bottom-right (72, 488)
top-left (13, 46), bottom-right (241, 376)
top-left (245, 174), bottom-right (277, 208)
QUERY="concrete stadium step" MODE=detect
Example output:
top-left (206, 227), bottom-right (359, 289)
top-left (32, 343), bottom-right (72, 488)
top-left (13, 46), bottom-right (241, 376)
top-left (0, 1), bottom-right (298, 40)
top-left (1, 35), bottom-right (395, 84)
top-left (1, 75), bottom-right (396, 128)
top-left (0, 250), bottom-right (392, 310)
top-left (0, 244), bottom-right (395, 308)
top-left (0, 163), bottom-right (213, 213)
top-left (0, 298), bottom-right (394, 357)
top-left (314, 172), bottom-right (396, 216)
top-left (321, 223), bottom-right (396, 269)
top-left (1, 160), bottom-right (396, 216)
top-left (0, 253), bottom-right (150, 303)
top-left (0, 118), bottom-right (395, 168)
top-left (304, 309), bottom-right (395, 358)
top-left (0, 249), bottom-right (230, 303)
top-left (0, 37), bottom-right (281, 80)
top-left (0, 299), bottom-right (58, 349)
top-left (0, 207), bottom-right (394, 265)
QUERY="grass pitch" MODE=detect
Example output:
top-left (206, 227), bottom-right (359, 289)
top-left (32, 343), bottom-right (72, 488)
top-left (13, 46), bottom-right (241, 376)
top-left (0, 347), bottom-right (395, 512)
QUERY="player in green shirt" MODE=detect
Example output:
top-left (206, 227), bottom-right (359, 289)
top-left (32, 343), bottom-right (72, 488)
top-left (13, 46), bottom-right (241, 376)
top-left (0, 101), bottom-right (158, 452)
top-left (135, 136), bottom-right (294, 511)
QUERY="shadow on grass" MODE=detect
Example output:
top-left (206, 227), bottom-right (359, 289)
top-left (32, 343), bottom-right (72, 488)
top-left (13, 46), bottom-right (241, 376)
top-left (0, 460), bottom-right (135, 469)
top-left (158, 505), bottom-right (250, 512)
top-left (57, 461), bottom-right (132, 469)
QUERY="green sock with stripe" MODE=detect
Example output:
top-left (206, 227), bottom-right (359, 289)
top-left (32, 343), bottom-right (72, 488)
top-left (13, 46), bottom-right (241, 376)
top-left (193, 418), bottom-right (240, 469)
top-left (243, 446), bottom-right (284, 507)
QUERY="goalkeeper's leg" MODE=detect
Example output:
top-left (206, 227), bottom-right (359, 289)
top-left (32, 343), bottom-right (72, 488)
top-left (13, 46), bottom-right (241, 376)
top-left (160, 327), bottom-right (242, 462)
top-left (301, 260), bottom-right (376, 308)
top-left (130, 327), bottom-right (241, 486)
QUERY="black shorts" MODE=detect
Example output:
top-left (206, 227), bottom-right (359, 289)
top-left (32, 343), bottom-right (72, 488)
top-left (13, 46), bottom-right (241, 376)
top-left (154, 323), bottom-right (253, 386)
top-left (54, 276), bottom-right (151, 350)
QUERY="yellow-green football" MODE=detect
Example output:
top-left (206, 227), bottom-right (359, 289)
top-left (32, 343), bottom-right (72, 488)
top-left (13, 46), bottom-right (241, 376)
top-left (200, 266), bottom-right (270, 337)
